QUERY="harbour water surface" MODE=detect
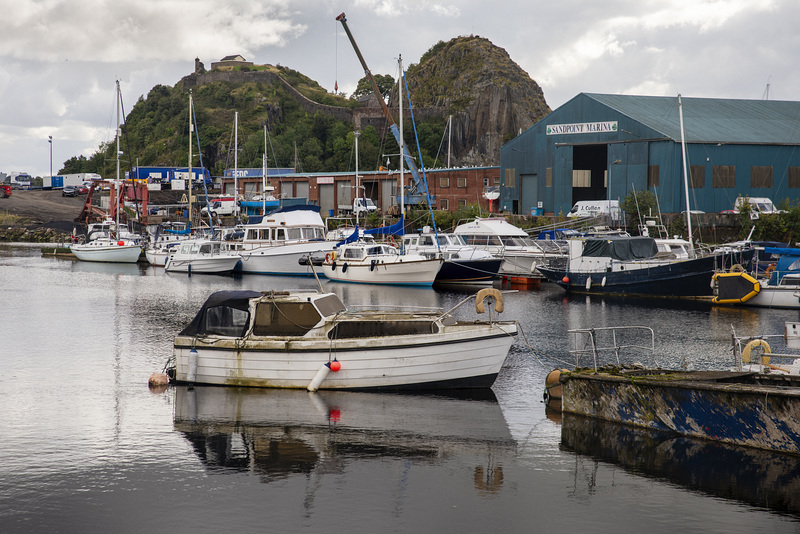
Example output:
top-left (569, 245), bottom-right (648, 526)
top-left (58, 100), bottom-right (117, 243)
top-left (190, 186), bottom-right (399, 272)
top-left (2, 244), bottom-right (799, 532)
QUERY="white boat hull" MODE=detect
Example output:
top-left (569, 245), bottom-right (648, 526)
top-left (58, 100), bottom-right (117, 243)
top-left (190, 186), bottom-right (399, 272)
top-left (145, 249), bottom-right (170, 267)
top-left (70, 241), bottom-right (141, 263)
top-left (238, 241), bottom-right (334, 276)
top-left (174, 325), bottom-right (516, 389)
top-left (741, 285), bottom-right (800, 309)
top-left (322, 257), bottom-right (442, 286)
top-left (165, 255), bottom-right (242, 274)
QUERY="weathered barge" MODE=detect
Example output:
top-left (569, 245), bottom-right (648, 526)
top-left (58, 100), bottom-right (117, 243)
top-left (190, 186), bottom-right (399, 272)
top-left (548, 325), bottom-right (800, 455)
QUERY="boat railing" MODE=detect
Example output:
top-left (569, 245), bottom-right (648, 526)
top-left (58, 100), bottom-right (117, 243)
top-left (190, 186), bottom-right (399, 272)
top-left (731, 323), bottom-right (800, 372)
top-left (568, 326), bottom-right (657, 372)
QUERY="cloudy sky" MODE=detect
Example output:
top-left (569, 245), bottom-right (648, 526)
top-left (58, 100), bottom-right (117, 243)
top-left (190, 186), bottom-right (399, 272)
top-left (1, 0), bottom-right (797, 178)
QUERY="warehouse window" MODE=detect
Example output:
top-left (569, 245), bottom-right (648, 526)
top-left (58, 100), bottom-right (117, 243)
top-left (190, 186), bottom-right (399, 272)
top-left (458, 199), bottom-right (467, 208)
top-left (648, 166), bottom-right (659, 188)
top-left (789, 167), bottom-right (800, 188)
top-left (483, 178), bottom-right (490, 187)
top-left (688, 166), bottom-right (705, 188)
top-left (751, 166), bottom-right (773, 188)
top-left (712, 166), bottom-right (735, 188)
top-left (505, 168), bottom-right (515, 188)
top-left (457, 177), bottom-right (467, 188)
top-left (439, 198), bottom-right (449, 210)
top-left (546, 168), bottom-right (552, 187)
top-left (440, 177), bottom-right (450, 188)
top-left (572, 170), bottom-right (591, 188)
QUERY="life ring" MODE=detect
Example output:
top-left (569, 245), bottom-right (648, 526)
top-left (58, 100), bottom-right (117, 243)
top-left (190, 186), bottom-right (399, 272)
top-left (742, 339), bottom-right (771, 364)
top-left (390, 235), bottom-right (397, 246)
top-left (325, 251), bottom-right (337, 263)
top-left (730, 264), bottom-right (744, 273)
top-left (765, 263), bottom-right (776, 277)
top-left (475, 288), bottom-right (504, 314)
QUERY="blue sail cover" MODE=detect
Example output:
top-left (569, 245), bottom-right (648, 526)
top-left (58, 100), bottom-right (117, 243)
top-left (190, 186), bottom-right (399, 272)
top-left (335, 226), bottom-right (360, 247)
top-left (364, 216), bottom-right (405, 237)
top-left (763, 247), bottom-right (800, 284)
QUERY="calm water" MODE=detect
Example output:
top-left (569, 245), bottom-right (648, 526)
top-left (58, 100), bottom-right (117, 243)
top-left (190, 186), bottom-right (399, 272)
top-left (2, 243), bottom-right (799, 532)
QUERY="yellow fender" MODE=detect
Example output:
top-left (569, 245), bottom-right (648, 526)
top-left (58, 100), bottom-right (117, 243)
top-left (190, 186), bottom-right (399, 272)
top-left (742, 339), bottom-right (771, 364)
top-left (475, 288), bottom-right (504, 314)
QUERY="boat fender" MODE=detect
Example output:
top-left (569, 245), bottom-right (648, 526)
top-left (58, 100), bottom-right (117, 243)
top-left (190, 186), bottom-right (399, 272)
top-left (331, 261), bottom-right (336, 271)
top-left (561, 276), bottom-right (569, 284)
top-left (585, 277), bottom-right (592, 290)
top-left (475, 288), bottom-right (504, 314)
top-left (370, 259), bottom-right (376, 271)
top-left (730, 264), bottom-right (745, 273)
top-left (307, 362), bottom-right (332, 392)
top-left (543, 369), bottom-right (566, 401)
top-left (742, 339), bottom-right (771, 364)
top-left (148, 372), bottom-right (169, 390)
top-left (342, 263), bottom-right (348, 273)
top-left (188, 348), bottom-right (198, 383)
top-left (601, 276), bottom-right (607, 287)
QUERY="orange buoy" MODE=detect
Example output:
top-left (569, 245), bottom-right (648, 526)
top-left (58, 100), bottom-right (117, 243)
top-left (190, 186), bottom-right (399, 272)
top-left (118, 240), bottom-right (125, 246)
top-left (561, 276), bottom-right (569, 284)
top-left (330, 360), bottom-right (341, 372)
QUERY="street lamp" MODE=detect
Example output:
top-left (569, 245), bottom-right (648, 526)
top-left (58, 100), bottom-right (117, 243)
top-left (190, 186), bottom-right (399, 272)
top-left (48, 136), bottom-right (53, 179)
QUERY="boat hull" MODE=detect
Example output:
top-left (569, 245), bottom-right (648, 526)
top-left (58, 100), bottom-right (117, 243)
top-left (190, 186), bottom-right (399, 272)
top-left (173, 325), bottom-right (516, 390)
top-left (560, 370), bottom-right (800, 454)
top-left (237, 242), bottom-right (334, 276)
top-left (322, 257), bottom-right (442, 286)
top-left (435, 258), bottom-right (503, 284)
top-left (70, 242), bottom-right (142, 263)
top-left (165, 255), bottom-right (242, 274)
top-left (538, 251), bottom-right (752, 297)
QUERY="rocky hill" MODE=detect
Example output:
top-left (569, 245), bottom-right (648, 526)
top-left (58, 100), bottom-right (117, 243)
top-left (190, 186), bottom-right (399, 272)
top-left (62, 37), bottom-right (550, 177)
top-left (398, 36), bottom-right (551, 166)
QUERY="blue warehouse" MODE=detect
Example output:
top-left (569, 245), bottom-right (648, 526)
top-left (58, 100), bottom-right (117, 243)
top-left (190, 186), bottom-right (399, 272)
top-left (500, 93), bottom-right (800, 216)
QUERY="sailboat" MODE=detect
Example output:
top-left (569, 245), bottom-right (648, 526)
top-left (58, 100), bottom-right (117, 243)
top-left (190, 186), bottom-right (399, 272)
top-left (70, 81), bottom-right (142, 264)
top-left (321, 57), bottom-right (441, 286)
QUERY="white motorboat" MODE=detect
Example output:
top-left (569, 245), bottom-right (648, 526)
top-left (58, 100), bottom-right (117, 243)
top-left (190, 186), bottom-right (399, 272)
top-left (235, 205), bottom-right (335, 276)
top-left (144, 222), bottom-right (193, 266)
top-left (714, 247), bottom-right (800, 308)
top-left (320, 240), bottom-right (442, 286)
top-left (402, 229), bottom-right (503, 284)
top-left (453, 217), bottom-right (562, 275)
top-left (165, 238), bottom-right (242, 274)
top-left (171, 288), bottom-right (516, 390)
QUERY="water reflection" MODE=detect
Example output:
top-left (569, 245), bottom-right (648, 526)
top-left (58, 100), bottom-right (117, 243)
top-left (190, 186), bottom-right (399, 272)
top-left (559, 412), bottom-right (800, 515)
top-left (174, 386), bottom-right (515, 491)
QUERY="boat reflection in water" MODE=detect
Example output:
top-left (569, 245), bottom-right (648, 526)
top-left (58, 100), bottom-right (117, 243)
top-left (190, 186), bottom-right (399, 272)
top-left (174, 385), bottom-right (515, 486)
top-left (559, 412), bottom-right (800, 515)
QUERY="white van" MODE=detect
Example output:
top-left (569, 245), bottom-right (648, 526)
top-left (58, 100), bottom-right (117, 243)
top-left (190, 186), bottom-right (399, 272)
top-left (734, 196), bottom-right (783, 219)
top-left (567, 200), bottom-right (622, 222)
top-left (200, 197), bottom-right (238, 217)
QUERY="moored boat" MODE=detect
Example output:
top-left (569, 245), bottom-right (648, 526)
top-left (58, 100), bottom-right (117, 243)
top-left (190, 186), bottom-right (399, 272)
top-left (320, 239), bottom-right (443, 286)
top-left (165, 238), bottom-right (242, 274)
top-left (171, 288), bottom-right (516, 390)
top-left (402, 230), bottom-right (502, 285)
top-left (537, 235), bottom-right (753, 297)
top-left (713, 247), bottom-right (800, 308)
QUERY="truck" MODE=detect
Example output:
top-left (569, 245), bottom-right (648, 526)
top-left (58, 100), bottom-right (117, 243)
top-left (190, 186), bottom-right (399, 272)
top-left (567, 200), bottom-right (622, 222)
top-left (9, 172), bottom-right (32, 189)
top-left (62, 173), bottom-right (101, 187)
top-left (200, 197), bottom-right (238, 217)
top-left (734, 196), bottom-right (784, 219)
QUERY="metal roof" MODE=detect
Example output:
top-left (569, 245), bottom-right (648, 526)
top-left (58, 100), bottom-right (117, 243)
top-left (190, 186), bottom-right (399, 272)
top-left (584, 93), bottom-right (800, 145)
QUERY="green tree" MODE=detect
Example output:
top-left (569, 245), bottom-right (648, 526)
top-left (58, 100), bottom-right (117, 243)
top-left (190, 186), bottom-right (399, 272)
top-left (620, 190), bottom-right (660, 231)
top-left (352, 74), bottom-right (395, 100)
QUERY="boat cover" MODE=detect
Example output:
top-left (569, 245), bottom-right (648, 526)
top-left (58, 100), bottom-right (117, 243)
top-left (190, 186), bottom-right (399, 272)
top-left (364, 215), bottom-right (405, 237)
top-left (179, 290), bottom-right (262, 336)
top-left (581, 236), bottom-right (658, 261)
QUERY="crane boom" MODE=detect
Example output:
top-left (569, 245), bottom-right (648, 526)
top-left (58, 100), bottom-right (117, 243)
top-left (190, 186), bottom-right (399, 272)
top-left (336, 12), bottom-right (430, 206)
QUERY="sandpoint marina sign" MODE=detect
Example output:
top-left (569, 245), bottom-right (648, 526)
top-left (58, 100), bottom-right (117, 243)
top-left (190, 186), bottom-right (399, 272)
top-left (546, 121), bottom-right (618, 135)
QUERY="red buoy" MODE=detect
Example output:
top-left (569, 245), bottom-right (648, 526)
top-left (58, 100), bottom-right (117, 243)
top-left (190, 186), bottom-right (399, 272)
top-left (330, 360), bottom-right (341, 372)
top-left (118, 240), bottom-right (125, 246)
top-left (562, 276), bottom-right (569, 283)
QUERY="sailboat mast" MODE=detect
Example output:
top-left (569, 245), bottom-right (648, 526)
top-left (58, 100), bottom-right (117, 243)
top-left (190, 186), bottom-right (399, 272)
top-left (678, 94), bottom-right (695, 256)
top-left (354, 130), bottom-right (360, 227)
top-left (399, 55), bottom-right (404, 228)
top-left (262, 124), bottom-right (267, 215)
top-left (115, 80), bottom-right (121, 233)
top-left (234, 111), bottom-right (239, 217)
top-left (188, 90), bottom-right (193, 223)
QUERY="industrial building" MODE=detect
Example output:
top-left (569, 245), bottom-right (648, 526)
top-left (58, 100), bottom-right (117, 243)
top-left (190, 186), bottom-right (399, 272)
top-left (500, 93), bottom-right (800, 216)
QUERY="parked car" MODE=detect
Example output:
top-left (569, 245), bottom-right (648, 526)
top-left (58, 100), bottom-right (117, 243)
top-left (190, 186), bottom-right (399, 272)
top-left (62, 185), bottom-right (78, 197)
top-left (76, 185), bottom-right (89, 194)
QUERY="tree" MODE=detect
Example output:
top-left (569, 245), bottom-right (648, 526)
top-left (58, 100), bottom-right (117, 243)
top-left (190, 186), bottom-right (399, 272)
top-left (351, 74), bottom-right (395, 100)
top-left (620, 190), bottom-right (659, 231)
